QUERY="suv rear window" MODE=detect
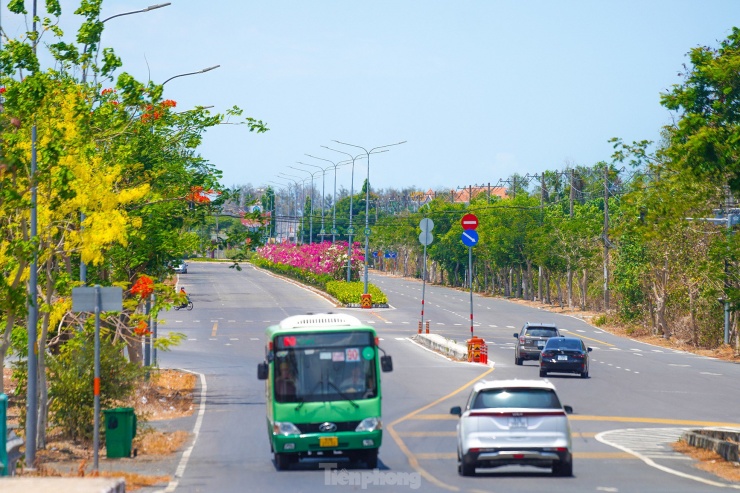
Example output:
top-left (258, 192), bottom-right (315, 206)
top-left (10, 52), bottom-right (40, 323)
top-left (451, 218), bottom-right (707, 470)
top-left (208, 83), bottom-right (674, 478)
top-left (473, 388), bottom-right (562, 409)
top-left (525, 327), bottom-right (558, 337)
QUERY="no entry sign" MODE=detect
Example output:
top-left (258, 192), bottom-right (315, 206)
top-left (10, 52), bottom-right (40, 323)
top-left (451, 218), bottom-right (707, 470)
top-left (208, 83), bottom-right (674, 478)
top-left (461, 213), bottom-right (478, 230)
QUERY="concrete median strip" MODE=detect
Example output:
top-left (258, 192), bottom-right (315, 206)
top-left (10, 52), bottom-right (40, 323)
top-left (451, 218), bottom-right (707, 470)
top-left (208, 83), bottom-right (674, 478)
top-left (411, 333), bottom-right (468, 361)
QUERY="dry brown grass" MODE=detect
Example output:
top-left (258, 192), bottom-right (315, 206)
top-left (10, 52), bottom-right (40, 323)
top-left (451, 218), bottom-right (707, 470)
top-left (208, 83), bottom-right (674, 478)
top-left (672, 440), bottom-right (740, 482)
top-left (5, 368), bottom-right (196, 488)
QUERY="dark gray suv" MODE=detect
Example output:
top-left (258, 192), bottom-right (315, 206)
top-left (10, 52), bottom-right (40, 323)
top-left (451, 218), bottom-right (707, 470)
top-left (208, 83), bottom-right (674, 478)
top-left (514, 323), bottom-right (560, 365)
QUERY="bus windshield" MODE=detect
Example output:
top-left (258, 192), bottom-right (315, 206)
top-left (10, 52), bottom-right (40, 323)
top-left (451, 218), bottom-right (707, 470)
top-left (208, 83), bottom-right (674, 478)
top-left (273, 331), bottom-right (377, 403)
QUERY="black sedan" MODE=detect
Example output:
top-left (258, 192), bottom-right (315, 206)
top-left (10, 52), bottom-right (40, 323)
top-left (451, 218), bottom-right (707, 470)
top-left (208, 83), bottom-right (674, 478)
top-left (539, 336), bottom-right (592, 378)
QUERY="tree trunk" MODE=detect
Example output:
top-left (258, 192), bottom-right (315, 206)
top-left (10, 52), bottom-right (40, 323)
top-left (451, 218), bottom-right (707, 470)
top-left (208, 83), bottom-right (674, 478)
top-left (545, 269), bottom-right (552, 304)
top-left (567, 265), bottom-right (574, 309)
top-left (579, 269), bottom-right (588, 310)
top-left (688, 284), bottom-right (698, 346)
top-left (516, 267), bottom-right (523, 298)
top-left (652, 259), bottom-right (670, 339)
top-left (555, 277), bottom-right (563, 308)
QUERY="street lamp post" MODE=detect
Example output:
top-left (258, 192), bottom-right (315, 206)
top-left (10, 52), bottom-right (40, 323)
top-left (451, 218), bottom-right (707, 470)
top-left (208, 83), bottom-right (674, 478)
top-left (82, 3), bottom-right (172, 85)
top-left (269, 181), bottom-right (294, 242)
top-left (331, 141), bottom-right (406, 293)
top-left (80, 2), bottom-right (173, 285)
top-left (287, 166), bottom-right (322, 244)
top-left (297, 161), bottom-right (339, 242)
top-left (305, 154), bottom-right (350, 243)
top-left (278, 173), bottom-right (309, 244)
top-left (321, 147), bottom-right (369, 282)
top-left (137, 63), bottom-right (220, 371)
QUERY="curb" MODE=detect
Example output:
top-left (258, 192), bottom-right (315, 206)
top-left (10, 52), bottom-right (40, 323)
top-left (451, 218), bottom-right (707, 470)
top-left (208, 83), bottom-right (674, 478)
top-left (681, 428), bottom-right (740, 463)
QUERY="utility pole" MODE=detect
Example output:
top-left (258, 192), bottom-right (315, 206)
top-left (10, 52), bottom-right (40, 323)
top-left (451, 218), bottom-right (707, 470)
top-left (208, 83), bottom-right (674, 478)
top-left (603, 165), bottom-right (610, 311)
top-left (567, 168), bottom-right (575, 309)
top-left (686, 205), bottom-right (740, 345)
top-left (539, 173), bottom-right (545, 302)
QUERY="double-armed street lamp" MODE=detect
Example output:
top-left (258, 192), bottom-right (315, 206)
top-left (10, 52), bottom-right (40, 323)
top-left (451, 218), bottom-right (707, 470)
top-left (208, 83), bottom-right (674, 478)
top-left (321, 147), bottom-right (368, 282)
top-left (278, 173), bottom-right (309, 244)
top-left (304, 154), bottom-right (351, 243)
top-left (321, 140), bottom-right (406, 288)
top-left (287, 166), bottom-right (323, 243)
top-left (296, 161), bottom-right (344, 243)
top-left (332, 140), bottom-right (407, 295)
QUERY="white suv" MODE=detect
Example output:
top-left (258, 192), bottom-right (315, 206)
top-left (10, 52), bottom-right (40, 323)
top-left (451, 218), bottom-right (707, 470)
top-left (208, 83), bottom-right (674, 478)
top-left (450, 379), bottom-right (573, 476)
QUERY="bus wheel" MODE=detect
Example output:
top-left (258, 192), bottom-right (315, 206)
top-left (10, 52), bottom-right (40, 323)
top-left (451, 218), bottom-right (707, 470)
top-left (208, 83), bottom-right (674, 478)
top-left (274, 452), bottom-right (292, 470)
top-left (364, 449), bottom-right (379, 469)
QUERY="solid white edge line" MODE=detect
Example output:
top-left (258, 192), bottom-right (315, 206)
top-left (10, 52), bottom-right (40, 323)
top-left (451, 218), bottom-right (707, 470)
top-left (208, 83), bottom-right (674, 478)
top-left (595, 429), bottom-right (740, 489)
top-left (154, 369), bottom-right (207, 493)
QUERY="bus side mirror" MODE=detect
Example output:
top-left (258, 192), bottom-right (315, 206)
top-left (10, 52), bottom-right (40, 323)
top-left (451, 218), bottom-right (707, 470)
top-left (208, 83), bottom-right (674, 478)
top-left (257, 362), bottom-right (269, 380)
top-left (380, 355), bottom-right (393, 372)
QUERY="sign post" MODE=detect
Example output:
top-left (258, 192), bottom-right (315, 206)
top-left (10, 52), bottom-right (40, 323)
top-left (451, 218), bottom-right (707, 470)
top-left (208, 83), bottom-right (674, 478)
top-left (72, 286), bottom-right (123, 471)
top-left (418, 218), bottom-right (434, 331)
top-left (460, 214), bottom-right (479, 337)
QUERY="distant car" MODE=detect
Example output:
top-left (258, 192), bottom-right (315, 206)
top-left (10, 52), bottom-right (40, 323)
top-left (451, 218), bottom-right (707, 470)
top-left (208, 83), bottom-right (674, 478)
top-left (539, 336), bottom-right (592, 378)
top-left (450, 379), bottom-right (574, 477)
top-left (173, 262), bottom-right (188, 274)
top-left (513, 322), bottom-right (561, 365)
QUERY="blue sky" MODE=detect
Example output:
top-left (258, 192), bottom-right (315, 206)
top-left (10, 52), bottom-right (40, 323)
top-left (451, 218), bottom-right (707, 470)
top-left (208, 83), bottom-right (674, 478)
top-left (5, 1), bottom-right (740, 192)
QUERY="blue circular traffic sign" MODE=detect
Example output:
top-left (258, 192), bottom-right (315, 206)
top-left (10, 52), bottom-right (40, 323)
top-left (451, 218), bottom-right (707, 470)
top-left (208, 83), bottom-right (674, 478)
top-left (461, 230), bottom-right (479, 247)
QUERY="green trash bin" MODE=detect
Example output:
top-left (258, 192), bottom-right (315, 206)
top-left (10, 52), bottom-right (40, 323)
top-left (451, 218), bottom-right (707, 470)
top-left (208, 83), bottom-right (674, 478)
top-left (103, 407), bottom-right (137, 458)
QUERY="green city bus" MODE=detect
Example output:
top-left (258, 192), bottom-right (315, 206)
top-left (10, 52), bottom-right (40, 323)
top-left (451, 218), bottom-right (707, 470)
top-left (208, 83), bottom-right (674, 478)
top-left (257, 313), bottom-right (393, 470)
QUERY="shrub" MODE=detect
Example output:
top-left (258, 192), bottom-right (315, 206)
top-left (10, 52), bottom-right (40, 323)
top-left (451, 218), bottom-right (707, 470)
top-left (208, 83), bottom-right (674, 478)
top-left (326, 281), bottom-right (389, 305)
top-left (46, 331), bottom-right (147, 441)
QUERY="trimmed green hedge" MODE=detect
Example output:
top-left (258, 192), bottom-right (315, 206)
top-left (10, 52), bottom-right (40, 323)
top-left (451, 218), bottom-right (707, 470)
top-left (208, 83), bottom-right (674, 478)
top-left (326, 281), bottom-right (389, 305)
top-left (251, 257), bottom-right (388, 305)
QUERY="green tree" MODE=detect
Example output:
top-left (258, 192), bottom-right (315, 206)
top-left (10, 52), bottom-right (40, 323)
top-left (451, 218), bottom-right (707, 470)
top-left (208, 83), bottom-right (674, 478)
top-left (661, 27), bottom-right (740, 193)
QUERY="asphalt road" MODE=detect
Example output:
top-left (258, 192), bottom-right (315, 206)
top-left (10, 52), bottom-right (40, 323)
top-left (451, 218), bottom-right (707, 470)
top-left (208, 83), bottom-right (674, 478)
top-left (154, 262), bottom-right (740, 493)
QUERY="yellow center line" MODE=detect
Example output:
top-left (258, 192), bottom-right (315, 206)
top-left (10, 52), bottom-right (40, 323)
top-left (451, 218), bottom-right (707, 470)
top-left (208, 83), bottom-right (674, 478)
top-left (398, 431), bottom-right (457, 437)
top-left (211, 321), bottom-right (218, 338)
top-left (567, 332), bottom-right (614, 346)
top-left (386, 366), bottom-right (495, 492)
top-left (371, 311), bottom-right (392, 324)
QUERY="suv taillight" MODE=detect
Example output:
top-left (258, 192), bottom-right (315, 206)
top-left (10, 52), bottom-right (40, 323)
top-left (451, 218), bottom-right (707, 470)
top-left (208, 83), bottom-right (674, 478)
top-left (519, 337), bottom-right (526, 344)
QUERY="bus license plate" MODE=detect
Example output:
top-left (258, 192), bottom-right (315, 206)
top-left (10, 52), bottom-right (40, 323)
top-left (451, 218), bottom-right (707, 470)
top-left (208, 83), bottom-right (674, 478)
top-left (319, 436), bottom-right (338, 447)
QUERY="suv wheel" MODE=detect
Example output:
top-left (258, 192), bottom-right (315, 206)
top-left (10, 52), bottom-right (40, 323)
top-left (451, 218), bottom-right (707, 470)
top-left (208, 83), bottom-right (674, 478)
top-left (515, 356), bottom-right (523, 366)
top-left (539, 369), bottom-right (547, 377)
top-left (459, 460), bottom-right (475, 476)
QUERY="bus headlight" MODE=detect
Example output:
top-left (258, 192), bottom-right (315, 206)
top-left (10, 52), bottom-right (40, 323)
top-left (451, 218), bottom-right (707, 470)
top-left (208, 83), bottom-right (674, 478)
top-left (355, 417), bottom-right (381, 432)
top-left (273, 422), bottom-right (301, 436)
